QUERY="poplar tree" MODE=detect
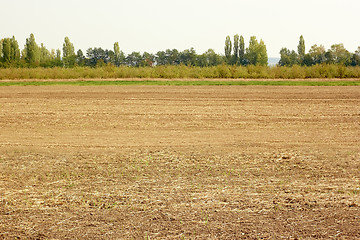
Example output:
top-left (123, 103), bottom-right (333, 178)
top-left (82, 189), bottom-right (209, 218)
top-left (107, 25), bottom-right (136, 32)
top-left (56, 49), bottom-right (61, 59)
top-left (233, 34), bottom-right (239, 64)
top-left (239, 35), bottom-right (245, 65)
top-left (63, 37), bottom-right (76, 67)
top-left (113, 42), bottom-right (125, 66)
top-left (10, 36), bottom-right (20, 62)
top-left (1, 36), bottom-right (20, 64)
top-left (25, 33), bottom-right (40, 65)
top-left (63, 37), bottom-right (75, 57)
top-left (224, 36), bottom-right (232, 63)
top-left (2, 38), bottom-right (11, 63)
top-left (0, 39), bottom-right (3, 60)
top-left (258, 40), bottom-right (268, 66)
top-left (297, 35), bottom-right (305, 65)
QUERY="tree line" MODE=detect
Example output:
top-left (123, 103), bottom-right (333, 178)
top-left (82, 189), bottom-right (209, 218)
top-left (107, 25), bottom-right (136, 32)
top-left (0, 34), bottom-right (223, 68)
top-left (0, 34), bottom-right (359, 68)
top-left (279, 35), bottom-right (360, 66)
top-left (0, 34), bottom-right (268, 68)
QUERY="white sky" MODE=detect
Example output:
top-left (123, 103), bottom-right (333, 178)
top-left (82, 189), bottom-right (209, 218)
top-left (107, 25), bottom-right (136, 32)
top-left (1, 0), bottom-right (359, 57)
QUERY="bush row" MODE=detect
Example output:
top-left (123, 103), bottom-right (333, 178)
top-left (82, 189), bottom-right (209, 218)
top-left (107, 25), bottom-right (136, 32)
top-left (1, 65), bottom-right (360, 80)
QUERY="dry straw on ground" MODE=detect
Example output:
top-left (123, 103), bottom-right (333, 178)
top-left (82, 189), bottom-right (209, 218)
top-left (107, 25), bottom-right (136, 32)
top-left (0, 85), bottom-right (359, 239)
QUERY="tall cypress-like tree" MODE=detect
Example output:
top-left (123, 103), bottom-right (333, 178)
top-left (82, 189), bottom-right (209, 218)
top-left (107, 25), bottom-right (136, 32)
top-left (224, 36), bottom-right (232, 63)
top-left (258, 39), bottom-right (268, 66)
top-left (63, 37), bottom-right (75, 67)
top-left (2, 38), bottom-right (11, 63)
top-left (0, 39), bottom-right (3, 60)
top-left (63, 37), bottom-right (75, 58)
top-left (239, 35), bottom-right (245, 65)
top-left (233, 34), bottom-right (239, 64)
top-left (2, 36), bottom-right (20, 64)
top-left (10, 36), bottom-right (20, 62)
top-left (39, 43), bottom-right (51, 64)
top-left (56, 49), bottom-right (61, 59)
top-left (25, 33), bottom-right (40, 65)
top-left (113, 42), bottom-right (125, 66)
top-left (297, 35), bottom-right (305, 65)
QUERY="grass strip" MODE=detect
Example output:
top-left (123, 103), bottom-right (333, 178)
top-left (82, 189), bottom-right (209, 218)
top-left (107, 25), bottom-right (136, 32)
top-left (1, 80), bottom-right (360, 87)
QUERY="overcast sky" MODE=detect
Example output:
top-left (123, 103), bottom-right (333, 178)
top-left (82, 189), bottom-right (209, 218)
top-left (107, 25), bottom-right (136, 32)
top-left (1, 0), bottom-right (359, 57)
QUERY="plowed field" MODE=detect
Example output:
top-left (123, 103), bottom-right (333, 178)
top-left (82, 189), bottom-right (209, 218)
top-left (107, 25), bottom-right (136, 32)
top-left (0, 85), bottom-right (359, 239)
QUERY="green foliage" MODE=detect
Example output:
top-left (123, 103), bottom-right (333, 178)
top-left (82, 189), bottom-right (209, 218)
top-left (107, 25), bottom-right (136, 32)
top-left (63, 37), bottom-right (76, 67)
top-left (308, 44), bottom-right (326, 65)
top-left (232, 34), bottom-right (239, 64)
top-left (1, 33), bottom-right (360, 70)
top-left (179, 48), bottom-right (197, 66)
top-left (246, 36), bottom-right (268, 66)
top-left (351, 47), bottom-right (360, 66)
top-left (25, 33), bottom-right (40, 66)
top-left (76, 49), bottom-right (85, 66)
top-left (113, 42), bottom-right (125, 66)
top-left (279, 48), bottom-right (298, 66)
top-left (2, 38), bottom-right (12, 63)
top-left (1, 65), bottom-right (360, 80)
top-left (297, 35), bottom-right (305, 64)
top-left (63, 37), bottom-right (75, 58)
top-left (201, 49), bottom-right (224, 66)
top-left (1, 36), bottom-right (20, 66)
top-left (0, 39), bottom-right (3, 59)
top-left (239, 35), bottom-right (245, 65)
top-left (224, 36), bottom-right (232, 63)
top-left (10, 36), bottom-right (20, 62)
top-left (326, 44), bottom-right (352, 65)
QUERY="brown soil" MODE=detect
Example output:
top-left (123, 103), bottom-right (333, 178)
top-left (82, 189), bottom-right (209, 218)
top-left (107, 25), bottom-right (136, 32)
top-left (0, 85), bottom-right (359, 239)
top-left (1, 77), bottom-right (360, 82)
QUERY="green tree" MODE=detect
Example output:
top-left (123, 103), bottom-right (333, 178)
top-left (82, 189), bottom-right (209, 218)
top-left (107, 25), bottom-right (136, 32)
top-left (224, 36), bottom-right (232, 63)
top-left (239, 35), bottom-right (245, 65)
top-left (0, 39), bottom-right (3, 60)
top-left (351, 47), bottom-right (360, 66)
top-left (86, 48), bottom-right (113, 67)
top-left (1, 36), bottom-right (20, 65)
top-left (76, 49), bottom-right (85, 66)
top-left (10, 36), bottom-right (20, 63)
top-left (279, 48), bottom-right (298, 66)
top-left (232, 34), bottom-right (239, 64)
top-left (156, 51), bottom-right (166, 65)
top-left (327, 44), bottom-right (352, 65)
top-left (39, 43), bottom-right (51, 65)
top-left (308, 44), bottom-right (326, 65)
top-left (258, 40), bottom-right (268, 66)
top-left (2, 38), bottom-right (11, 63)
top-left (113, 42), bottom-right (125, 66)
top-left (25, 33), bottom-right (40, 65)
top-left (165, 49), bottom-right (180, 65)
top-left (245, 36), bottom-right (268, 66)
top-left (63, 37), bottom-right (76, 67)
top-left (297, 35), bottom-right (305, 65)
top-left (179, 48), bottom-right (197, 66)
top-left (142, 52), bottom-right (155, 66)
top-left (126, 51), bottom-right (143, 67)
top-left (203, 49), bottom-right (223, 66)
top-left (49, 49), bottom-right (63, 67)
